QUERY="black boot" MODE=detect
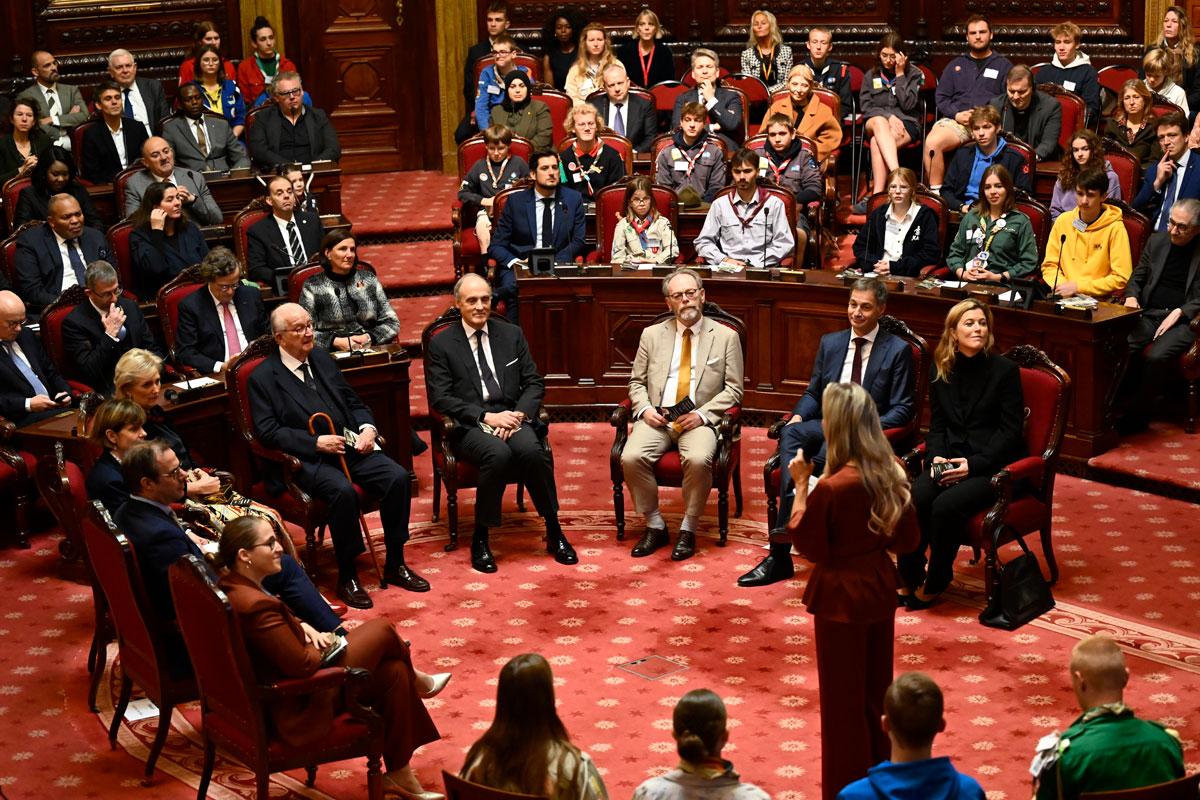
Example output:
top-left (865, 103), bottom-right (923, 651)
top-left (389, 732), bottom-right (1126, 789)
top-left (471, 525), bottom-right (497, 573)
top-left (737, 540), bottom-right (795, 587)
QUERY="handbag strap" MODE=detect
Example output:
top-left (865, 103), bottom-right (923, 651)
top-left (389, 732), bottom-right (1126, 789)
top-left (991, 524), bottom-right (1034, 564)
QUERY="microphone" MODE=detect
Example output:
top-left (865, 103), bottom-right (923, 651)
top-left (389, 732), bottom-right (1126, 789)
top-left (164, 384), bottom-right (202, 403)
top-left (862, 200), bottom-right (876, 270)
top-left (1049, 233), bottom-right (1066, 297)
top-left (927, 149), bottom-right (936, 185)
top-left (763, 205), bottom-right (769, 268)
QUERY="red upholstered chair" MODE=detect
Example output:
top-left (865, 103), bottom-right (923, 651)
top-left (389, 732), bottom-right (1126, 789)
top-left (724, 73), bottom-right (770, 130)
top-left (35, 443), bottom-right (112, 712)
top-left (531, 87), bottom-right (572, 148)
top-left (0, 415), bottom-right (36, 548)
top-left (761, 315), bottom-right (929, 531)
top-left (224, 335), bottom-right (380, 576)
top-left (444, 770), bottom-right (547, 800)
top-left (609, 303), bottom-right (745, 544)
top-left (588, 181), bottom-right (680, 264)
top-left (2, 220), bottom-right (40, 288)
top-left (1102, 140), bottom-right (1142, 201)
top-left (1015, 196), bottom-right (1051, 263)
top-left (472, 53), bottom-right (542, 88)
top-left (650, 80), bottom-right (689, 131)
top-left (1151, 94), bottom-right (1184, 120)
top-left (113, 164), bottom-right (146, 219)
top-left (1079, 774), bottom-right (1200, 800)
top-left (232, 198), bottom-right (271, 276)
top-left (168, 554), bottom-right (384, 800)
top-left (904, 345), bottom-right (1071, 603)
top-left (155, 265), bottom-right (206, 369)
top-left (560, 132), bottom-right (635, 173)
top-left (71, 118), bottom-right (101, 178)
top-left (1109, 200), bottom-right (1152, 268)
top-left (452, 134), bottom-right (536, 278)
top-left (244, 103), bottom-right (270, 134)
top-left (2, 176), bottom-right (31, 231)
top-left (1004, 136), bottom-right (1037, 189)
top-left (1096, 64), bottom-right (1139, 116)
top-left (681, 66), bottom-right (731, 88)
top-left (712, 183), bottom-right (800, 266)
top-left (82, 501), bottom-right (197, 785)
top-left (1039, 83), bottom-right (1087, 156)
top-left (286, 258), bottom-right (376, 305)
top-left (456, 132), bottom-right (535, 180)
top-left (106, 219), bottom-right (138, 300)
top-left (421, 308), bottom-right (545, 548)
top-left (856, 189), bottom-right (951, 277)
top-left (39, 284), bottom-right (96, 393)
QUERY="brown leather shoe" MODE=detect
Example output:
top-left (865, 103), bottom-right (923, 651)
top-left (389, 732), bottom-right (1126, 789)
top-left (671, 531), bottom-right (696, 561)
top-left (631, 526), bottom-right (668, 557)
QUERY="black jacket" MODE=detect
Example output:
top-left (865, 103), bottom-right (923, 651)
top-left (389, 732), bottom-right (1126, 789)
top-left (61, 297), bottom-right (162, 392)
top-left (0, 327), bottom-right (71, 425)
top-left (85, 451), bottom-right (128, 515)
top-left (129, 223), bottom-right (210, 301)
top-left (589, 94), bottom-right (658, 152)
top-left (941, 143), bottom-right (1033, 211)
top-left (80, 117), bottom-right (150, 184)
top-left (13, 224), bottom-right (115, 313)
top-left (174, 283), bottom-right (269, 372)
top-left (246, 106), bottom-right (341, 169)
top-left (1124, 231), bottom-right (1200, 319)
top-left (988, 89), bottom-right (1063, 161)
top-left (245, 211), bottom-right (324, 286)
top-left (926, 352), bottom-right (1026, 477)
top-left (853, 203), bottom-right (941, 277)
top-left (14, 183), bottom-right (102, 230)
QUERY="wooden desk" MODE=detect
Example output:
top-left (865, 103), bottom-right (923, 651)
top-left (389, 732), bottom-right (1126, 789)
top-left (517, 268), bottom-right (1140, 460)
top-left (15, 343), bottom-right (412, 486)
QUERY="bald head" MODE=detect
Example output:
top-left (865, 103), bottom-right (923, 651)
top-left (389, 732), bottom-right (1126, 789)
top-left (270, 302), bottom-right (314, 360)
top-left (453, 273), bottom-right (493, 331)
top-left (142, 137), bottom-right (174, 176)
top-left (0, 291), bottom-right (26, 343)
top-left (47, 194), bottom-right (84, 240)
top-left (1069, 635), bottom-right (1129, 709)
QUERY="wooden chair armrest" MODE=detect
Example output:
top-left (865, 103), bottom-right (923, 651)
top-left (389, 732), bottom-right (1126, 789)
top-left (260, 666), bottom-right (359, 699)
top-left (0, 415), bottom-right (14, 443)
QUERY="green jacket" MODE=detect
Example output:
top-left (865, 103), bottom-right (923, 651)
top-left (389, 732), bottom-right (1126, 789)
top-left (947, 208), bottom-right (1039, 279)
top-left (1033, 704), bottom-right (1183, 800)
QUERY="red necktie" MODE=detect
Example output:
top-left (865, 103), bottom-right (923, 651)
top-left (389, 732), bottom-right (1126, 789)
top-left (221, 302), bottom-right (242, 358)
top-left (850, 337), bottom-right (866, 385)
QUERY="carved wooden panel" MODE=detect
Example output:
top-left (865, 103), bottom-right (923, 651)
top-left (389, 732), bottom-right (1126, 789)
top-left (285, 0), bottom-right (441, 172)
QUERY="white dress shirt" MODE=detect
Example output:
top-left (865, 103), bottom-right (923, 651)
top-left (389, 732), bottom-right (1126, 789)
top-left (694, 191), bottom-right (794, 268)
top-left (189, 117), bottom-right (210, 153)
top-left (108, 121), bottom-right (128, 169)
top-left (883, 203), bottom-right (919, 263)
top-left (52, 229), bottom-right (81, 292)
top-left (123, 82), bottom-right (150, 130)
top-left (273, 214), bottom-right (307, 265)
top-left (463, 320), bottom-right (500, 400)
top-left (838, 325), bottom-right (880, 383)
top-left (210, 289), bottom-right (248, 371)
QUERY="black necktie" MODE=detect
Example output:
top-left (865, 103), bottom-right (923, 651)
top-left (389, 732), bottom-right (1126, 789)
top-left (66, 239), bottom-right (86, 286)
top-left (287, 221), bottom-right (304, 266)
top-left (850, 337), bottom-right (867, 385)
top-left (123, 88), bottom-right (134, 119)
top-left (474, 330), bottom-right (502, 402)
top-left (540, 197), bottom-right (553, 248)
top-left (301, 362), bottom-right (349, 430)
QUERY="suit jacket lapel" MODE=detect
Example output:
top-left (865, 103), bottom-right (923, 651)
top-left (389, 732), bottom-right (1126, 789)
top-left (41, 227), bottom-right (66, 284)
top-left (487, 321), bottom-right (510, 396)
top-left (1187, 242), bottom-right (1200, 292)
top-left (825, 330), bottom-right (852, 384)
top-left (526, 193), bottom-right (539, 244)
top-left (861, 332), bottom-right (890, 388)
top-left (693, 318), bottom-right (717, 386)
top-left (451, 324), bottom-right (485, 403)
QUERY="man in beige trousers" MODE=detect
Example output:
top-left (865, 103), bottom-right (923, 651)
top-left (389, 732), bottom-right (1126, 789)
top-left (622, 268), bottom-right (744, 561)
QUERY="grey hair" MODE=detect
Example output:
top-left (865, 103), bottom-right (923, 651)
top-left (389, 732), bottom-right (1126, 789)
top-left (662, 268), bottom-right (703, 296)
top-left (273, 70), bottom-right (302, 91)
top-left (691, 48), bottom-right (719, 66)
top-left (85, 260), bottom-right (119, 289)
top-left (1174, 198), bottom-right (1200, 226)
top-left (199, 246), bottom-right (241, 280)
top-left (107, 48), bottom-right (134, 67)
top-left (453, 272), bottom-right (492, 301)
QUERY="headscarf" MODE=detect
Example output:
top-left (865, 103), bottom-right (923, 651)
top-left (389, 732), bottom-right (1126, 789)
top-left (501, 70), bottom-right (534, 113)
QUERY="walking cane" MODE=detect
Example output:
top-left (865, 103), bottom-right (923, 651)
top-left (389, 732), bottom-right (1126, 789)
top-left (307, 412), bottom-right (386, 587)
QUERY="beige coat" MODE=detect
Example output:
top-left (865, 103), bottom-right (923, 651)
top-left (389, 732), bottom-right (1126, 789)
top-left (628, 315), bottom-right (744, 423)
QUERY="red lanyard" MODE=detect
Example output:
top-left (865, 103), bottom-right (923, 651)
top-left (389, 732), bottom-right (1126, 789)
top-left (639, 44), bottom-right (655, 86)
top-left (731, 189), bottom-right (768, 230)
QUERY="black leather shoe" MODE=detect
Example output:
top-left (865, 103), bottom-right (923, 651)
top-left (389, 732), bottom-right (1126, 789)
top-left (548, 534), bottom-right (578, 565)
top-left (471, 540), bottom-right (498, 573)
top-left (904, 592), bottom-right (941, 611)
top-left (631, 527), bottom-right (668, 557)
top-left (336, 578), bottom-right (373, 609)
top-left (737, 554), bottom-right (794, 587)
top-left (671, 531), bottom-right (696, 561)
top-left (384, 564), bottom-right (431, 593)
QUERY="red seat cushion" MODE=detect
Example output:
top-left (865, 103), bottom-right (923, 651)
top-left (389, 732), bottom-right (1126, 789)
top-left (965, 496), bottom-right (1048, 547)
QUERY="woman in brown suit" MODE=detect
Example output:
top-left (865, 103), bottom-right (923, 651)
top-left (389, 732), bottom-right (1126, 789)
top-left (765, 64), bottom-right (842, 166)
top-left (787, 382), bottom-right (920, 800)
top-left (217, 517), bottom-right (451, 800)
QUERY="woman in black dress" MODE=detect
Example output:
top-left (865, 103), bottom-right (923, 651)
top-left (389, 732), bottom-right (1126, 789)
top-left (617, 9), bottom-right (675, 88)
top-left (0, 99), bottom-right (52, 184)
top-left (13, 146), bottom-right (102, 229)
top-left (128, 181), bottom-right (210, 300)
top-left (541, 8), bottom-right (585, 92)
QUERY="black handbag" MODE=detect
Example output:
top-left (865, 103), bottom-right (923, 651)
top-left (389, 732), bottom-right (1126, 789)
top-left (979, 533), bottom-right (1055, 630)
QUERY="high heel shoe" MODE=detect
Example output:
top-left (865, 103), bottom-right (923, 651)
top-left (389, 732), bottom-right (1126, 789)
top-left (383, 773), bottom-right (446, 800)
top-left (419, 672), bottom-right (451, 699)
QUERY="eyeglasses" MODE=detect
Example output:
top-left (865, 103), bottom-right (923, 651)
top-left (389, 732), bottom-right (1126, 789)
top-left (276, 87), bottom-right (302, 98)
top-left (284, 322), bottom-right (314, 334)
top-left (1166, 220), bottom-right (1195, 231)
top-left (160, 466), bottom-right (186, 479)
top-left (0, 318), bottom-right (23, 329)
top-left (492, 48), bottom-right (514, 56)
top-left (249, 537), bottom-right (279, 550)
top-left (667, 288), bottom-right (700, 301)
top-left (212, 280), bottom-right (239, 292)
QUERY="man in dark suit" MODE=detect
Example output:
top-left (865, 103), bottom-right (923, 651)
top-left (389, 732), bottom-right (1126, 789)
top-left (162, 83), bottom-right (250, 173)
top-left (488, 151), bottom-right (586, 323)
top-left (13, 194), bottom-right (115, 313)
top-left (175, 247), bottom-right (268, 373)
top-left (425, 273), bottom-right (576, 573)
top-left (246, 175), bottom-right (324, 289)
top-left (123, 136), bottom-right (223, 224)
top-left (671, 49), bottom-right (745, 147)
top-left (590, 64), bottom-right (657, 152)
top-left (248, 303), bottom-right (425, 607)
top-left (61, 261), bottom-right (162, 392)
top-left (0, 290), bottom-right (72, 426)
top-left (1116, 199), bottom-right (1200, 433)
top-left (80, 81), bottom-right (151, 184)
top-left (106, 48), bottom-right (168, 134)
top-left (739, 277), bottom-right (915, 587)
top-left (246, 72), bottom-right (341, 170)
top-left (987, 65), bottom-right (1063, 161)
top-left (1133, 112), bottom-right (1200, 233)
top-left (114, 439), bottom-right (342, 631)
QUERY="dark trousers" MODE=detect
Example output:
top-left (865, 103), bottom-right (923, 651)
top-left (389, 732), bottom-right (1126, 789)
top-left (452, 423), bottom-right (557, 529)
top-left (1122, 310), bottom-right (1195, 421)
top-left (263, 554), bottom-right (341, 632)
top-left (901, 471), bottom-right (994, 594)
top-left (295, 450), bottom-right (411, 579)
top-left (776, 419), bottom-right (827, 525)
top-left (493, 265), bottom-right (519, 323)
top-left (814, 615), bottom-right (893, 800)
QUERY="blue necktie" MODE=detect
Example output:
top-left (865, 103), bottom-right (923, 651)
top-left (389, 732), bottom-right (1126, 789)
top-left (123, 88), bottom-right (134, 120)
top-left (613, 103), bottom-right (625, 136)
top-left (5, 342), bottom-right (49, 398)
top-left (66, 239), bottom-right (86, 286)
top-left (1159, 164), bottom-right (1179, 232)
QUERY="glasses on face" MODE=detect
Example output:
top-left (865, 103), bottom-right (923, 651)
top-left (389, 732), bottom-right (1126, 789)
top-left (249, 536), bottom-right (279, 550)
top-left (276, 87), bottom-right (302, 98)
top-left (285, 322), bottom-right (314, 335)
top-left (668, 288), bottom-right (700, 302)
top-left (492, 48), bottom-right (514, 56)
top-left (160, 466), bottom-right (186, 480)
top-left (1167, 219), bottom-right (1195, 231)
top-left (212, 280), bottom-right (239, 293)
top-left (1, 318), bottom-right (24, 329)
top-left (91, 285), bottom-right (121, 300)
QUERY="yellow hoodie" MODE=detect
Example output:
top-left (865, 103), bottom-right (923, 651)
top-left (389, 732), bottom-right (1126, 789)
top-left (1041, 204), bottom-right (1132, 298)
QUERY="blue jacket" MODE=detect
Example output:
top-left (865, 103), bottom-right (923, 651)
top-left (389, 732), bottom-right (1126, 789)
top-left (475, 64), bottom-right (530, 130)
top-left (1038, 58), bottom-right (1101, 123)
top-left (196, 78), bottom-right (246, 130)
top-left (115, 497), bottom-right (205, 621)
top-left (792, 328), bottom-right (915, 430)
top-left (936, 53), bottom-right (1013, 118)
top-left (1133, 148), bottom-right (1200, 231)
top-left (838, 758), bottom-right (985, 800)
top-left (941, 141), bottom-right (1032, 211)
top-left (489, 187), bottom-right (586, 268)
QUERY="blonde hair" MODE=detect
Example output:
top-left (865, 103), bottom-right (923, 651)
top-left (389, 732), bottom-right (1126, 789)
top-left (1162, 6), bottom-right (1195, 69)
top-left (564, 103), bottom-right (598, 134)
top-left (933, 299), bottom-right (994, 382)
top-left (1143, 46), bottom-right (1180, 82)
top-left (113, 348), bottom-right (164, 399)
top-left (786, 64), bottom-right (816, 103)
top-left (746, 10), bottom-right (783, 50)
top-left (634, 9), bottom-right (662, 39)
top-left (822, 382), bottom-right (912, 537)
top-left (1070, 636), bottom-right (1130, 693)
top-left (573, 23), bottom-right (616, 73)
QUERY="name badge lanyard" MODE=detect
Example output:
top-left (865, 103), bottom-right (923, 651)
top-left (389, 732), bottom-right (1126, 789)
top-left (973, 215), bottom-right (1007, 263)
top-left (639, 45), bottom-right (655, 87)
top-left (484, 157), bottom-right (510, 191)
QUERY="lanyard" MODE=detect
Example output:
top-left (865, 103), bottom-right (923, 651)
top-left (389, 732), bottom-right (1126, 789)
top-left (484, 157), bottom-right (510, 187)
top-left (639, 44), bottom-right (655, 86)
top-left (731, 189), bottom-right (768, 231)
top-left (976, 213), bottom-right (1007, 256)
top-left (758, 46), bottom-right (775, 86)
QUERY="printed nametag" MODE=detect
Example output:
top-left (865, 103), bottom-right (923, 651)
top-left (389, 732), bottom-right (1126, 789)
top-left (873, 78), bottom-right (883, 89)
top-left (1063, 80), bottom-right (1077, 91)
top-left (983, 68), bottom-right (999, 79)
top-left (673, 160), bottom-right (689, 171)
top-left (487, 84), bottom-right (501, 95)
top-left (1072, 218), bottom-right (1088, 232)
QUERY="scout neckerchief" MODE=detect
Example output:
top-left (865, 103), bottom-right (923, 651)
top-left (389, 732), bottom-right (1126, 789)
top-left (674, 135), bottom-right (708, 177)
top-left (564, 139), bottom-right (605, 195)
top-left (484, 156), bottom-right (510, 189)
top-left (638, 44), bottom-right (655, 87)
top-left (630, 212), bottom-right (656, 249)
top-left (765, 139), bottom-right (802, 184)
top-left (731, 188), bottom-right (769, 230)
top-left (878, 67), bottom-right (896, 92)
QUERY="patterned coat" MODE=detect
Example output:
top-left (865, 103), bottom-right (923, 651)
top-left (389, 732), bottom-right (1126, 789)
top-left (298, 268), bottom-right (400, 351)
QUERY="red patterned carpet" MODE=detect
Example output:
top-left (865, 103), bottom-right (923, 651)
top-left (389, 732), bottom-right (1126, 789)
top-left (360, 241), bottom-right (456, 294)
top-left (342, 172), bottom-right (459, 238)
top-left (1088, 420), bottom-right (1200, 493)
top-left (1, 424), bottom-right (1198, 800)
